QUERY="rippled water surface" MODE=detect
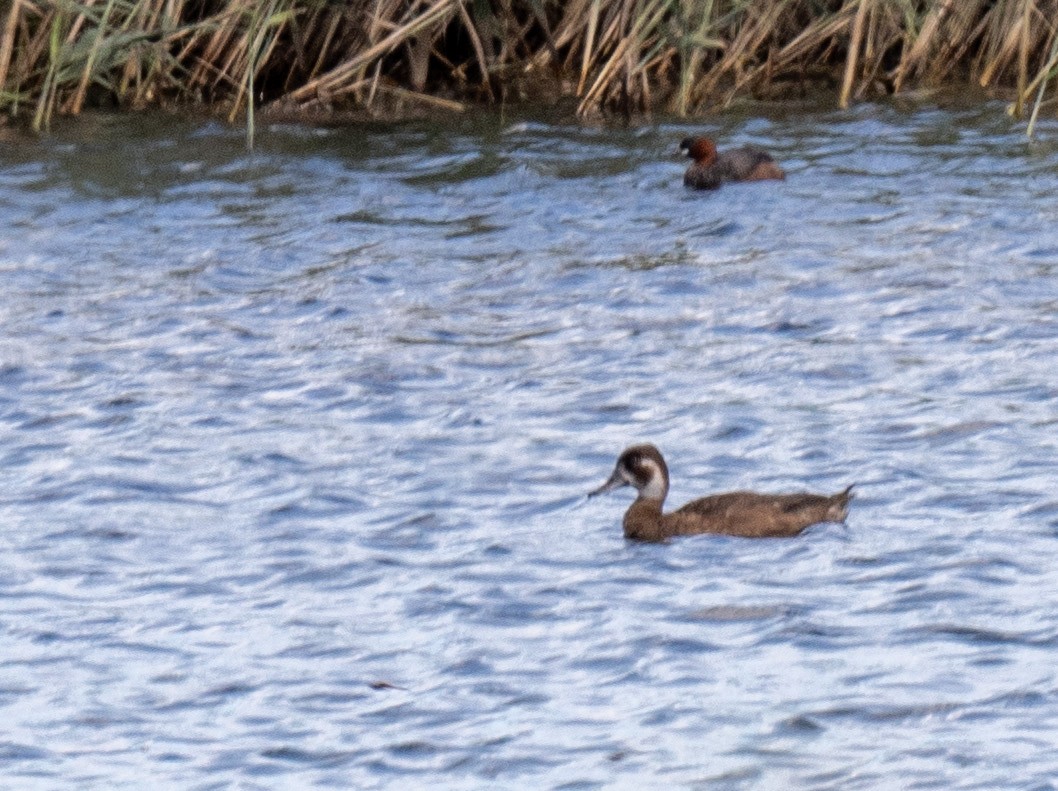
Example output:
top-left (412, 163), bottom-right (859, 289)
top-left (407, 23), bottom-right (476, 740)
top-left (4, 101), bottom-right (1058, 788)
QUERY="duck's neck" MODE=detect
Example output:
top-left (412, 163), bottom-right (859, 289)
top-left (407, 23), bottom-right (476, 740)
top-left (623, 497), bottom-right (667, 542)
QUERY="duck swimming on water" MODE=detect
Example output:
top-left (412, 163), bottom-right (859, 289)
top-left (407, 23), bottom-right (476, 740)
top-left (680, 137), bottom-right (785, 190)
top-left (590, 444), bottom-right (853, 541)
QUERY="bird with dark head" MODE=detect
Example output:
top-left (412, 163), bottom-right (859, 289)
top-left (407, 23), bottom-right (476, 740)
top-left (679, 136), bottom-right (785, 190)
top-left (591, 444), bottom-right (853, 541)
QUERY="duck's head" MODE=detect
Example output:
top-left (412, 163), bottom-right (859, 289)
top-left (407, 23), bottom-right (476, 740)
top-left (589, 444), bottom-right (669, 502)
top-left (679, 136), bottom-right (717, 165)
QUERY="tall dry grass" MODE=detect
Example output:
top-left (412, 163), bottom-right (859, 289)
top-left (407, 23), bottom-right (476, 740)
top-left (3, 0), bottom-right (1058, 132)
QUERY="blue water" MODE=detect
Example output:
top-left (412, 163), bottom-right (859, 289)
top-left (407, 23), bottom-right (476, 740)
top-left (3, 101), bottom-right (1058, 788)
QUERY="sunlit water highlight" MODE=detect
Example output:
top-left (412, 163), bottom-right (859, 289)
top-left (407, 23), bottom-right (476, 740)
top-left (3, 101), bottom-right (1058, 788)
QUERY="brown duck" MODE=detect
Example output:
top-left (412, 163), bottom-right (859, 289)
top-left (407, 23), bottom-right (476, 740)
top-left (590, 444), bottom-right (853, 541)
top-left (680, 136), bottom-right (785, 190)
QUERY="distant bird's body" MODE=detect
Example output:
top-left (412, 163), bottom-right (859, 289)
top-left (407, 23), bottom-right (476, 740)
top-left (591, 444), bottom-right (853, 541)
top-left (680, 137), bottom-right (785, 190)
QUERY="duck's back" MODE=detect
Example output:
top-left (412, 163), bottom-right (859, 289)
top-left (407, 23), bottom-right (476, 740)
top-left (684, 146), bottom-right (784, 189)
top-left (716, 147), bottom-right (784, 182)
top-left (666, 487), bottom-right (851, 538)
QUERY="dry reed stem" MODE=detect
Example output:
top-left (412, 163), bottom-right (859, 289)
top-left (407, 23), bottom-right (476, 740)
top-left (6, 0), bottom-right (1058, 127)
top-left (306, 13), bottom-right (341, 83)
top-left (1014, 0), bottom-right (1031, 116)
top-left (722, 3), bottom-right (852, 102)
top-left (376, 83), bottom-right (465, 111)
top-left (1027, 23), bottom-right (1058, 136)
top-left (577, 0), bottom-right (599, 95)
top-left (929, 1), bottom-right (989, 85)
top-left (65, 0), bottom-right (98, 47)
top-left (1016, 14), bottom-right (1058, 100)
top-left (768, 5), bottom-right (855, 70)
top-left (287, 0), bottom-right (457, 103)
top-left (455, 0), bottom-right (493, 98)
top-left (711, 1), bottom-right (790, 99)
top-left (893, 0), bottom-right (949, 92)
top-left (674, 0), bottom-right (718, 116)
top-left (67, 0), bottom-right (114, 114)
top-left (979, 0), bottom-right (1026, 87)
top-left (0, 0), bottom-right (22, 92)
top-left (548, 0), bottom-right (591, 53)
top-left (578, 0), bottom-right (669, 113)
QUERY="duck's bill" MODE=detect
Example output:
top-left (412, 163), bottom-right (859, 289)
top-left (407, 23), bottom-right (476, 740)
top-left (588, 470), bottom-right (626, 498)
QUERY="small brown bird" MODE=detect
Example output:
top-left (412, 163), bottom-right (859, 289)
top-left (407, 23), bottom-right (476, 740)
top-left (680, 136), bottom-right (785, 190)
top-left (590, 444), bottom-right (853, 541)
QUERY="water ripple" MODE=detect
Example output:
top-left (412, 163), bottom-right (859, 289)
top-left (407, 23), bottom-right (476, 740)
top-left (3, 101), bottom-right (1058, 788)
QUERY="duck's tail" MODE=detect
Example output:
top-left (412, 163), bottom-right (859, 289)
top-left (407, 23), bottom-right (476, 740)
top-left (827, 484), bottom-right (855, 523)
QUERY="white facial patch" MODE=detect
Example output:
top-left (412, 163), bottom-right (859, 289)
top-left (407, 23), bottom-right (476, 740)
top-left (636, 458), bottom-right (666, 500)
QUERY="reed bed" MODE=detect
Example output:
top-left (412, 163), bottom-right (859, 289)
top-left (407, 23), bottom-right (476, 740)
top-left (4, 0), bottom-right (1058, 130)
